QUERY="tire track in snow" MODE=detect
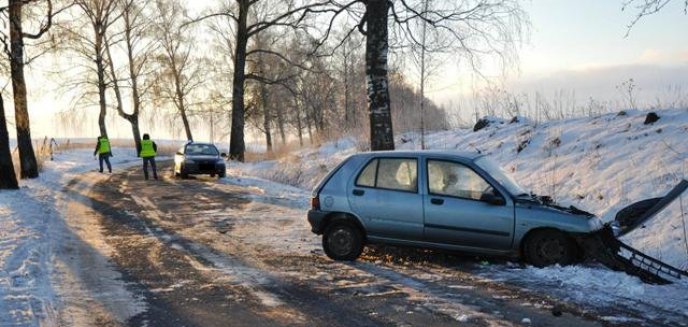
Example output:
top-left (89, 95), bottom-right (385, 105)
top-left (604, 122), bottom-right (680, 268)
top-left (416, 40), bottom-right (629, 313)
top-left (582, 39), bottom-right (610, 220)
top-left (56, 172), bottom-right (147, 326)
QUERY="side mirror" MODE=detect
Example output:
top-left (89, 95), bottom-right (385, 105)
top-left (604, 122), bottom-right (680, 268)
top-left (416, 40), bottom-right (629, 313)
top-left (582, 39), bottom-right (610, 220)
top-left (220, 153), bottom-right (228, 158)
top-left (481, 193), bottom-right (506, 206)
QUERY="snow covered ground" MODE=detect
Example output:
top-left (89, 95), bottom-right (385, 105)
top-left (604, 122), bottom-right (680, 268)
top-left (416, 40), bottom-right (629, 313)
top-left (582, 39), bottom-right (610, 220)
top-left (230, 108), bottom-right (688, 323)
top-left (0, 148), bottom-right (146, 326)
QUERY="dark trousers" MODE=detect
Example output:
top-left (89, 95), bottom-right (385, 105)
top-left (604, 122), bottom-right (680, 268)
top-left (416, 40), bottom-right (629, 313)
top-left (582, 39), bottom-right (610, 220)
top-left (143, 157), bottom-right (158, 180)
top-left (99, 154), bottom-right (112, 173)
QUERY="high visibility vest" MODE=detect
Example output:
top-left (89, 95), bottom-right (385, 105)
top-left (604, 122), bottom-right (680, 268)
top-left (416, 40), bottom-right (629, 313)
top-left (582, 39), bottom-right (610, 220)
top-left (140, 139), bottom-right (156, 157)
top-left (98, 138), bottom-right (111, 154)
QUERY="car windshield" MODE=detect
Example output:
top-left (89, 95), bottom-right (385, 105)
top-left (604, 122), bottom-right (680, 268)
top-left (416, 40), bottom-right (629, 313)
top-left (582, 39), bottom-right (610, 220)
top-left (474, 157), bottom-right (527, 196)
top-left (185, 144), bottom-right (219, 156)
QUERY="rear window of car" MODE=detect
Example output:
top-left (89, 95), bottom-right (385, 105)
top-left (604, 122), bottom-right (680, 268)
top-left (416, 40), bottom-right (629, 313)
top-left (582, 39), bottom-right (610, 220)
top-left (355, 158), bottom-right (417, 192)
top-left (185, 144), bottom-right (219, 156)
top-left (356, 159), bottom-right (378, 187)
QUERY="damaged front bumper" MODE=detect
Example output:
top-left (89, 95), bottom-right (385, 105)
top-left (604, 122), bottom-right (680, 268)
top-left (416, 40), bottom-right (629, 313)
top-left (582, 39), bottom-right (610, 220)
top-left (578, 179), bottom-right (688, 284)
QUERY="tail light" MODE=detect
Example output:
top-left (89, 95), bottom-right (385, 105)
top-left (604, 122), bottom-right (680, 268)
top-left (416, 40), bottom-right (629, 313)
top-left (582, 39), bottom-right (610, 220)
top-left (311, 196), bottom-right (320, 210)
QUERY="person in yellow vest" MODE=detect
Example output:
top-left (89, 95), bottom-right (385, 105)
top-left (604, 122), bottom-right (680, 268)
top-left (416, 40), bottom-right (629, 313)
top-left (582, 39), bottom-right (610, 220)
top-left (138, 133), bottom-right (158, 180)
top-left (93, 135), bottom-right (112, 173)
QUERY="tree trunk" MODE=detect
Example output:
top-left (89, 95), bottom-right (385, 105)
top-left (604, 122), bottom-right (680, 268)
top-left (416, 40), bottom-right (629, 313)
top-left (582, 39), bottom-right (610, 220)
top-left (179, 105), bottom-right (193, 141)
top-left (104, 36), bottom-right (141, 155)
top-left (295, 97), bottom-right (303, 147)
top-left (170, 63), bottom-right (193, 141)
top-left (306, 110), bottom-right (313, 145)
top-left (95, 28), bottom-right (108, 138)
top-left (365, 0), bottom-right (395, 151)
top-left (9, 0), bottom-right (39, 179)
top-left (126, 22), bottom-right (143, 153)
top-left (229, 0), bottom-right (249, 161)
top-left (127, 101), bottom-right (142, 154)
top-left (260, 83), bottom-right (272, 152)
top-left (129, 116), bottom-right (141, 154)
top-left (316, 103), bottom-right (326, 133)
top-left (276, 105), bottom-right (286, 145)
top-left (0, 93), bottom-right (19, 189)
top-left (343, 45), bottom-right (352, 130)
top-left (419, 0), bottom-right (429, 150)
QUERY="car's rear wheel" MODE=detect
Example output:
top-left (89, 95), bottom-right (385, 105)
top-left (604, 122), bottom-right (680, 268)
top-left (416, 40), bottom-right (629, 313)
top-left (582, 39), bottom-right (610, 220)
top-left (322, 221), bottom-right (364, 261)
top-left (218, 171), bottom-right (226, 178)
top-left (523, 229), bottom-right (577, 267)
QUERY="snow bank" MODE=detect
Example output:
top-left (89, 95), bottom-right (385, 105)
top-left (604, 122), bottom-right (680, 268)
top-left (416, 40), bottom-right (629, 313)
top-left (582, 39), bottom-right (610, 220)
top-left (621, 188), bottom-right (688, 270)
top-left (238, 109), bottom-right (687, 220)
top-left (482, 264), bottom-right (688, 320)
top-left (234, 137), bottom-right (359, 189)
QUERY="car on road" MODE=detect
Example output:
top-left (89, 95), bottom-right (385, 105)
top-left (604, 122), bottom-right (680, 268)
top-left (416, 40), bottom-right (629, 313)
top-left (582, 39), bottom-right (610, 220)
top-left (307, 151), bottom-right (604, 266)
top-left (174, 142), bottom-right (227, 179)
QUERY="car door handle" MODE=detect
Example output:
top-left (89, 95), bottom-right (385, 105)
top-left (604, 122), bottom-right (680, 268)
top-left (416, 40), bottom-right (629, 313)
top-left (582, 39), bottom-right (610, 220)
top-left (430, 198), bottom-right (444, 205)
top-left (352, 189), bottom-right (365, 196)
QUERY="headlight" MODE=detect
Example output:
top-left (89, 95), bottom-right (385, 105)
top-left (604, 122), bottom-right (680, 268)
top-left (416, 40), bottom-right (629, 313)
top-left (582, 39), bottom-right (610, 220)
top-left (184, 159), bottom-right (195, 165)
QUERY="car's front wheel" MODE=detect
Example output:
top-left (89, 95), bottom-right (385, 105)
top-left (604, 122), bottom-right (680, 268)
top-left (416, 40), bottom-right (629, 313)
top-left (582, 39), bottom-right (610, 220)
top-left (523, 229), bottom-right (577, 267)
top-left (322, 221), bottom-right (364, 261)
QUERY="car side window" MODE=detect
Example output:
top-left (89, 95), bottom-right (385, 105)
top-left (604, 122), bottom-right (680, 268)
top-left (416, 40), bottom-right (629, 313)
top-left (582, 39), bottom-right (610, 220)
top-left (428, 160), bottom-right (492, 200)
top-left (356, 159), bottom-right (378, 187)
top-left (377, 158), bottom-right (417, 192)
top-left (355, 158), bottom-right (418, 192)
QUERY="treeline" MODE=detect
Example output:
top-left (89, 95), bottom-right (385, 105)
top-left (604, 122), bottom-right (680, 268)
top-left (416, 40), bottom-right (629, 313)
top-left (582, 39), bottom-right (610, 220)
top-left (1, 0), bottom-right (528, 189)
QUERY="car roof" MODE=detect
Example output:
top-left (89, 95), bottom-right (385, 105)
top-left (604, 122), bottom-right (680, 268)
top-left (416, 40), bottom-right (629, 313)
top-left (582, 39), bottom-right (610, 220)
top-left (352, 150), bottom-right (484, 161)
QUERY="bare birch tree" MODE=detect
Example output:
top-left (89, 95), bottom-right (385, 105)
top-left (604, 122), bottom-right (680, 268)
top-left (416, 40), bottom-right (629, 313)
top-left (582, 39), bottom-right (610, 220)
top-left (72, 0), bottom-right (120, 138)
top-left (153, 0), bottom-right (200, 141)
top-left (104, 0), bottom-right (154, 154)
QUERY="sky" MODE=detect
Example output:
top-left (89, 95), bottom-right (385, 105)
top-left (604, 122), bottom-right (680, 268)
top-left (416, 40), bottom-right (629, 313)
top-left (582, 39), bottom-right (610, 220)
top-left (428, 0), bottom-right (688, 108)
top-left (7, 0), bottom-right (688, 140)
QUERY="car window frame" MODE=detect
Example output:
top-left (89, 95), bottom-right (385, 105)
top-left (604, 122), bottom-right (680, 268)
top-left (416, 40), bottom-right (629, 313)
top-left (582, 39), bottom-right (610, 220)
top-left (425, 158), bottom-right (504, 203)
top-left (354, 156), bottom-right (419, 194)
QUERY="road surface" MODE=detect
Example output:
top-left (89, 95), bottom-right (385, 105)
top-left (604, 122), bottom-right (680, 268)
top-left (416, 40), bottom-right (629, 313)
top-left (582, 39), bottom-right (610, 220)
top-left (50, 163), bottom-right (682, 326)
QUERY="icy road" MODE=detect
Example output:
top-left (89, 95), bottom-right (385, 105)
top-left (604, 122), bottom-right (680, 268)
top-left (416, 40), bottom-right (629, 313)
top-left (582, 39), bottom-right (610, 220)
top-left (2, 150), bottom-right (687, 326)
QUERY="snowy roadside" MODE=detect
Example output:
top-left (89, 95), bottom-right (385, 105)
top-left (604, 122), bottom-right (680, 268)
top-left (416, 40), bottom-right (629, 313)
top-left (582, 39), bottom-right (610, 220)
top-left (0, 148), bottom-right (149, 326)
top-left (228, 108), bottom-right (688, 324)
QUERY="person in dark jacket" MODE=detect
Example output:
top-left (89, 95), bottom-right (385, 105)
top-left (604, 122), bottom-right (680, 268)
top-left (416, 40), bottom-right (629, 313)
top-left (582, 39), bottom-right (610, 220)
top-left (93, 135), bottom-right (112, 173)
top-left (138, 133), bottom-right (158, 180)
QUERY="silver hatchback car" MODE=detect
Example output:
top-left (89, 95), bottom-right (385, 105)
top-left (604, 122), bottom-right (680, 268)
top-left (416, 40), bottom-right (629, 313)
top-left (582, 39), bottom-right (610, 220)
top-left (308, 151), bottom-right (604, 266)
